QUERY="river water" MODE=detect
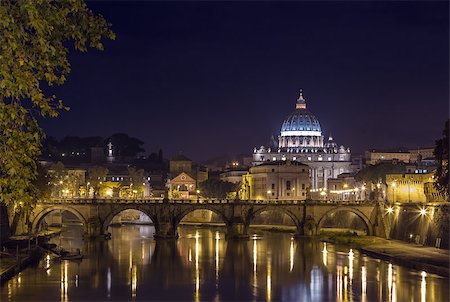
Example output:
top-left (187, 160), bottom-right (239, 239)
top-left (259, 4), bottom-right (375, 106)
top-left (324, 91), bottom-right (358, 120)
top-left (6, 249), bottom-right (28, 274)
top-left (1, 225), bottom-right (448, 301)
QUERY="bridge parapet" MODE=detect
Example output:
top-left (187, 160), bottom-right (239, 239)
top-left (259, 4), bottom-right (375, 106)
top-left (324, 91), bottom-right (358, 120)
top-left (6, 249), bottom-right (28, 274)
top-left (42, 197), bottom-right (376, 206)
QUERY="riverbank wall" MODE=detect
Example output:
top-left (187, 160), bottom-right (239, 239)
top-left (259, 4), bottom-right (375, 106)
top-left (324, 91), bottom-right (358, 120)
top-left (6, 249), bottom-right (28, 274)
top-left (386, 202), bottom-right (449, 249)
top-left (0, 247), bottom-right (42, 285)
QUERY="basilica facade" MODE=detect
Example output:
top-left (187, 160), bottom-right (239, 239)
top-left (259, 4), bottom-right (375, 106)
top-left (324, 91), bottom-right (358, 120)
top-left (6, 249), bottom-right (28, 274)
top-left (253, 91), bottom-right (352, 190)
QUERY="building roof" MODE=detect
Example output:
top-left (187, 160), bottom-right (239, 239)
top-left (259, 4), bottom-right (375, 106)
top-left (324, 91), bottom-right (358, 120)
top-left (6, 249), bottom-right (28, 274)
top-left (257, 160), bottom-right (308, 167)
top-left (170, 154), bottom-right (192, 162)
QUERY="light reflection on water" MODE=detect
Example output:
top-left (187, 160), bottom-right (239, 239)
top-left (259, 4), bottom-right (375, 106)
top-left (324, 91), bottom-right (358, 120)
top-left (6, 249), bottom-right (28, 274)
top-left (1, 225), bottom-right (448, 301)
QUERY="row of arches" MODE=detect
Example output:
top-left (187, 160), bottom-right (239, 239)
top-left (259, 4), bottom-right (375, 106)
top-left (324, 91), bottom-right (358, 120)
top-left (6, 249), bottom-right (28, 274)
top-left (33, 206), bottom-right (373, 238)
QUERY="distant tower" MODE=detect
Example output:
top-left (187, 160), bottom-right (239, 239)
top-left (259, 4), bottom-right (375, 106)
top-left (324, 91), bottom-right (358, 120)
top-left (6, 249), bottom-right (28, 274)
top-left (107, 142), bottom-right (115, 163)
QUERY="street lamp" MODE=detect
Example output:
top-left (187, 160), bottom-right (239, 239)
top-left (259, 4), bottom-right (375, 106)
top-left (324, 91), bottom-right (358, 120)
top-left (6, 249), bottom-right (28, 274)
top-left (419, 208), bottom-right (427, 216)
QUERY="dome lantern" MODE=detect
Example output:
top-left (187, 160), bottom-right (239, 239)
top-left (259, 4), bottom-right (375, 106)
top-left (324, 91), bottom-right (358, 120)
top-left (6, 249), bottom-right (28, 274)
top-left (296, 89), bottom-right (307, 109)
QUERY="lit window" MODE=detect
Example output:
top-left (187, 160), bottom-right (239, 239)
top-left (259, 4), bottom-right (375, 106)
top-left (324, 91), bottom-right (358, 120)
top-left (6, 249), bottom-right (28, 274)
top-left (328, 157), bottom-right (332, 161)
top-left (308, 157), bottom-right (311, 161)
top-left (293, 157), bottom-right (297, 161)
top-left (272, 157), bottom-right (276, 161)
top-left (318, 156), bottom-right (322, 161)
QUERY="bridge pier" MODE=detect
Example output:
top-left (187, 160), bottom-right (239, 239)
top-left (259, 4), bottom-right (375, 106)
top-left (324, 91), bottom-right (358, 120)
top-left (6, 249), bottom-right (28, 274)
top-left (87, 217), bottom-right (103, 239)
top-left (154, 222), bottom-right (178, 240)
top-left (300, 217), bottom-right (318, 237)
top-left (226, 218), bottom-right (249, 240)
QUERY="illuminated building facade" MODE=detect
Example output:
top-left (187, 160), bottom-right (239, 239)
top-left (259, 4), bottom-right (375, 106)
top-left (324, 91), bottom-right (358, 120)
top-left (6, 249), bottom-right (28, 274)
top-left (253, 91), bottom-right (352, 189)
top-left (167, 172), bottom-right (197, 199)
top-left (386, 171), bottom-right (447, 203)
top-left (241, 160), bottom-right (310, 200)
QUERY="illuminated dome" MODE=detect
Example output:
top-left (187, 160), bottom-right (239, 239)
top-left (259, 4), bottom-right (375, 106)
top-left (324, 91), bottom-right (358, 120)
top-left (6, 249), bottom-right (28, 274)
top-left (280, 107), bottom-right (322, 136)
top-left (278, 91), bottom-right (324, 149)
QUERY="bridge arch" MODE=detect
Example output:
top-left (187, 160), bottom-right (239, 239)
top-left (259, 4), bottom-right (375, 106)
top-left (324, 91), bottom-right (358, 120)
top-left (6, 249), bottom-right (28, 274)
top-left (101, 206), bottom-right (155, 234)
top-left (31, 206), bottom-right (88, 234)
top-left (175, 205), bottom-right (228, 226)
top-left (248, 206), bottom-right (303, 233)
top-left (317, 206), bottom-right (373, 236)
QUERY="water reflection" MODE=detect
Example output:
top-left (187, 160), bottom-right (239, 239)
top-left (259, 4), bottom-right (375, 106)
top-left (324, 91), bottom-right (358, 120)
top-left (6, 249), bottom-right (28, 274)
top-left (361, 265), bottom-right (367, 302)
top-left (421, 271), bottom-right (427, 302)
top-left (1, 225), bottom-right (448, 302)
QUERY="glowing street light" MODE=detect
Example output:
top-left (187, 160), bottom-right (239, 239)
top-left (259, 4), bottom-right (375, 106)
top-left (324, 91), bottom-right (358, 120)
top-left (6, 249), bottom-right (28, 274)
top-left (386, 207), bottom-right (393, 214)
top-left (419, 208), bottom-right (427, 216)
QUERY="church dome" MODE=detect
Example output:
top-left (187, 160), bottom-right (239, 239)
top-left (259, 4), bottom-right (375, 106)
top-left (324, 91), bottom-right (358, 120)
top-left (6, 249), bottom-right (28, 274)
top-left (280, 92), bottom-right (322, 137)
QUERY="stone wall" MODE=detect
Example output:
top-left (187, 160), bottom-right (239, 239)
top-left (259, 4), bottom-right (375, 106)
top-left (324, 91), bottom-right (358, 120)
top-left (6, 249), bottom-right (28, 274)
top-left (387, 203), bottom-right (449, 249)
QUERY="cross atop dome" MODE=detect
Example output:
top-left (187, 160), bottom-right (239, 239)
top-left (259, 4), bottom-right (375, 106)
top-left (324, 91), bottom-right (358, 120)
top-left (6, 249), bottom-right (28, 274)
top-left (296, 89), bottom-right (307, 109)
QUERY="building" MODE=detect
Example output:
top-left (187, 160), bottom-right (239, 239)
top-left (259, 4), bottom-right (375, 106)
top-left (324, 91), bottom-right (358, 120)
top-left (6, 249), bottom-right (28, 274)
top-left (365, 150), bottom-right (411, 165)
top-left (169, 154), bottom-right (208, 186)
top-left (220, 168), bottom-right (249, 184)
top-left (365, 147), bottom-right (435, 165)
top-left (326, 174), bottom-right (366, 201)
top-left (167, 172), bottom-right (197, 199)
top-left (169, 155), bottom-right (193, 176)
top-left (253, 91), bottom-right (352, 189)
top-left (409, 147), bottom-right (435, 163)
top-left (386, 171), bottom-right (447, 203)
top-left (241, 160), bottom-right (309, 200)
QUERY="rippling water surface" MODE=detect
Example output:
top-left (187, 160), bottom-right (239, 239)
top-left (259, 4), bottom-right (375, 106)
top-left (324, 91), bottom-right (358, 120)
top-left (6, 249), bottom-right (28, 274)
top-left (1, 225), bottom-right (448, 301)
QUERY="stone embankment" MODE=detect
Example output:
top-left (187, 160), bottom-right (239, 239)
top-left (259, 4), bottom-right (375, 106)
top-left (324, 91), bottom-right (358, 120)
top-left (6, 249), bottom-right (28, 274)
top-left (321, 234), bottom-right (449, 277)
top-left (0, 247), bottom-right (42, 284)
top-left (0, 234), bottom-right (51, 284)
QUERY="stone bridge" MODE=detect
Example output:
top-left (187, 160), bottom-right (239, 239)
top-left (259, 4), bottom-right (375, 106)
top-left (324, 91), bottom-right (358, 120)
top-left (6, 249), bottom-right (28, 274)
top-left (14, 199), bottom-right (389, 239)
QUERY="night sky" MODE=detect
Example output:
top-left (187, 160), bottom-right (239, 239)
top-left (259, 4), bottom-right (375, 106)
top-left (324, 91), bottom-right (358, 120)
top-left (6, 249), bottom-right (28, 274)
top-left (41, 1), bottom-right (449, 161)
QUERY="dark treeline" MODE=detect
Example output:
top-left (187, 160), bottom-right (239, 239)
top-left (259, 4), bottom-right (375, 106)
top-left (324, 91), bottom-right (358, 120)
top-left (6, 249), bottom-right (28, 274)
top-left (41, 133), bottom-right (163, 166)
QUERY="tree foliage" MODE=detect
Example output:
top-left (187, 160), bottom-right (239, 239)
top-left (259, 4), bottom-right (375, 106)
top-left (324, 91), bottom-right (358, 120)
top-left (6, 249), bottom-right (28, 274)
top-left (198, 179), bottom-right (237, 199)
top-left (88, 166), bottom-right (108, 198)
top-left (33, 161), bottom-right (51, 200)
top-left (0, 0), bottom-right (114, 208)
top-left (127, 166), bottom-right (146, 194)
top-left (355, 162), bottom-right (406, 184)
top-left (106, 133), bottom-right (145, 158)
top-left (434, 120), bottom-right (449, 196)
